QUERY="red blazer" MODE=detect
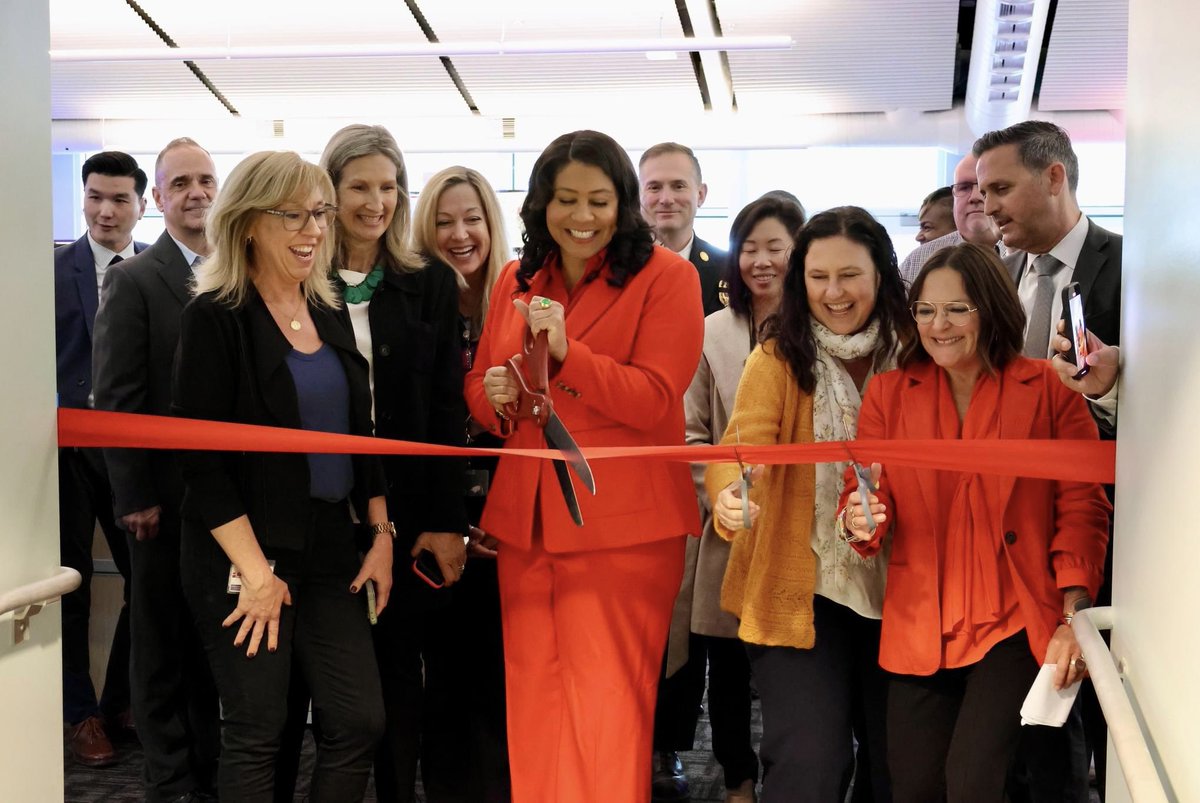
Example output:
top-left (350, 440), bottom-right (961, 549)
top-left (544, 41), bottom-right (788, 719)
top-left (841, 357), bottom-right (1111, 675)
top-left (465, 247), bottom-right (705, 553)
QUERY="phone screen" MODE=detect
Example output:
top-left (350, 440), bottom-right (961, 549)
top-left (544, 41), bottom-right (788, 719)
top-left (1064, 287), bottom-right (1090, 378)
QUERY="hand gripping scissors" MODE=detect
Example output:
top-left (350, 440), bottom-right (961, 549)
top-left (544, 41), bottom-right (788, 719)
top-left (504, 329), bottom-right (596, 526)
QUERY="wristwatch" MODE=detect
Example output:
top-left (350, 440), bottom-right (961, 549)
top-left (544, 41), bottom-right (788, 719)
top-left (370, 521), bottom-right (397, 539)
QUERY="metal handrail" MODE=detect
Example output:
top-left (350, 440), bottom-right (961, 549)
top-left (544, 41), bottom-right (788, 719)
top-left (0, 566), bottom-right (82, 644)
top-left (1072, 607), bottom-right (1170, 803)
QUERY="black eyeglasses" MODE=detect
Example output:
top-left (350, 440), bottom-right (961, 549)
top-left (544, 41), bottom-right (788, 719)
top-left (263, 205), bottom-right (338, 231)
top-left (950, 181), bottom-right (978, 198)
top-left (910, 301), bottom-right (979, 326)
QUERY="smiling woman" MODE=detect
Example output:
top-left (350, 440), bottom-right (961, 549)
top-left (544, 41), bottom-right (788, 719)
top-left (172, 150), bottom-right (393, 801)
top-left (706, 206), bottom-right (911, 802)
top-left (465, 129), bottom-right (705, 803)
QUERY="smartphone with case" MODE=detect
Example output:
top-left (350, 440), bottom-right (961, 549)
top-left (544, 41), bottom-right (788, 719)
top-left (412, 549), bottom-right (445, 589)
top-left (1060, 283), bottom-right (1090, 380)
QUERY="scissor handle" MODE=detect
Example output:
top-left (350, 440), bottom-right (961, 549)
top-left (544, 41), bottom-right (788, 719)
top-left (502, 330), bottom-right (551, 426)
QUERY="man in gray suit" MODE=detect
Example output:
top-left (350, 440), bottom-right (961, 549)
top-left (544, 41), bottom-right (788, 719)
top-left (93, 137), bottom-right (221, 803)
top-left (975, 120), bottom-right (1121, 802)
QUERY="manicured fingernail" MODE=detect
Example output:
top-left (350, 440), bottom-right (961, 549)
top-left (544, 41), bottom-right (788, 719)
top-left (350, 584), bottom-right (359, 593)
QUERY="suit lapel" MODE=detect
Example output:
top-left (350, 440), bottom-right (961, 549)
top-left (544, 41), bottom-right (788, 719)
top-left (1072, 220), bottom-right (1110, 307)
top-left (149, 231), bottom-right (194, 308)
top-left (1002, 249), bottom-right (1026, 286)
top-left (898, 362), bottom-right (944, 528)
top-left (244, 293), bottom-right (300, 426)
top-left (72, 237), bottom-right (101, 339)
top-left (992, 359), bottom-right (1042, 506)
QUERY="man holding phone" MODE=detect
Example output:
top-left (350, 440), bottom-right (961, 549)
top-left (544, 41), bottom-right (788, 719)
top-left (975, 120), bottom-right (1122, 801)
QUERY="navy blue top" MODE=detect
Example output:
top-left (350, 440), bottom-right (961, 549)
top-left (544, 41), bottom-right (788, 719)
top-left (285, 343), bottom-right (354, 502)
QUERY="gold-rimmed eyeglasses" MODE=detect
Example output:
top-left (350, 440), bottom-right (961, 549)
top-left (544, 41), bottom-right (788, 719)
top-left (263, 205), bottom-right (338, 232)
top-left (910, 301), bottom-right (979, 326)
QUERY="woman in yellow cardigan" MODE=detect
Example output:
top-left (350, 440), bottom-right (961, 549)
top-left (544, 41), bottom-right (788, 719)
top-left (705, 207), bottom-right (913, 803)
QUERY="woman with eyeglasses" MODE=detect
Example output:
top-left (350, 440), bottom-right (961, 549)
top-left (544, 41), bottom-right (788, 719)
top-left (319, 124), bottom-right (469, 803)
top-left (706, 206), bottom-right (911, 802)
top-left (409, 165), bottom-right (512, 801)
top-left (172, 150), bottom-right (390, 801)
top-left (841, 243), bottom-right (1110, 802)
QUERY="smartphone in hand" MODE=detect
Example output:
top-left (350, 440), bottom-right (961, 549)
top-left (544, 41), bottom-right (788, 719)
top-left (412, 549), bottom-right (445, 589)
top-left (1060, 282), bottom-right (1090, 380)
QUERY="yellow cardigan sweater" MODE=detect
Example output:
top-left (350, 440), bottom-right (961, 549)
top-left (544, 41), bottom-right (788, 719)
top-left (705, 340), bottom-right (817, 650)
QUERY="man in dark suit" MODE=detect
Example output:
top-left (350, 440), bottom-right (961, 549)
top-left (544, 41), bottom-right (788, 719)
top-left (639, 142), bottom-right (727, 317)
top-left (976, 120), bottom-right (1122, 802)
top-left (55, 150), bottom-right (147, 767)
top-left (92, 137), bottom-right (221, 803)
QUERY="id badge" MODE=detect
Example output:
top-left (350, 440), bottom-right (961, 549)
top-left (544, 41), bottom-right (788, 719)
top-left (227, 560), bottom-right (276, 594)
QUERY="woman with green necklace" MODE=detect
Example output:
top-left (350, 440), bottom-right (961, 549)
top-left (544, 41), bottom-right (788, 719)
top-left (319, 123), bottom-right (469, 803)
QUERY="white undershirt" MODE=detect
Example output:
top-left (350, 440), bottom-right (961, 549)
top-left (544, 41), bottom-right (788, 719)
top-left (87, 232), bottom-right (136, 300)
top-left (1016, 213), bottom-right (1090, 358)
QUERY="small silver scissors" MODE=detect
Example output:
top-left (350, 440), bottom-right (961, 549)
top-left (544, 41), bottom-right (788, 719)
top-left (735, 426), bottom-right (754, 531)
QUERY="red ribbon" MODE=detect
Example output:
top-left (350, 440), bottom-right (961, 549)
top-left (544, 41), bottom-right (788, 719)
top-left (58, 408), bottom-right (1115, 485)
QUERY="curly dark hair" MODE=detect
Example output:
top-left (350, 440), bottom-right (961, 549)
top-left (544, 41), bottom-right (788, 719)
top-left (517, 130), bottom-right (654, 291)
top-left (898, 243), bottom-right (1025, 375)
top-left (761, 206), bottom-right (913, 394)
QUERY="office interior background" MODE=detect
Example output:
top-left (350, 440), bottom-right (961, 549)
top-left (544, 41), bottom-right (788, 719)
top-left (2, 0), bottom-right (1197, 800)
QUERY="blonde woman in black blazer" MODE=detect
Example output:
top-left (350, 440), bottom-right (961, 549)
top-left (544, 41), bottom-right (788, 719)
top-left (173, 150), bottom-right (394, 803)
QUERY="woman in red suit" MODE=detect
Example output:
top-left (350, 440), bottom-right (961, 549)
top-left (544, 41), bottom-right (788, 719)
top-left (841, 243), bottom-right (1111, 803)
top-left (464, 130), bottom-right (704, 802)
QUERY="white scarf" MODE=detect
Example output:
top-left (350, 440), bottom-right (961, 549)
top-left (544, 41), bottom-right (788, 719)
top-left (810, 319), bottom-right (890, 603)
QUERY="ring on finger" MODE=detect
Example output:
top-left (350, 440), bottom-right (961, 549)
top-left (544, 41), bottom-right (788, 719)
top-left (539, 297), bottom-right (552, 309)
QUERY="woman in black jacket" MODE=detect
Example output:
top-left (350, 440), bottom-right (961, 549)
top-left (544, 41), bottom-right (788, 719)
top-left (173, 150), bottom-right (393, 802)
top-left (320, 124), bottom-right (469, 803)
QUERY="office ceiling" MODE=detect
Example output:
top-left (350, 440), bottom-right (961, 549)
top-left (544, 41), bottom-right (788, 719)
top-left (47, 0), bottom-right (1128, 145)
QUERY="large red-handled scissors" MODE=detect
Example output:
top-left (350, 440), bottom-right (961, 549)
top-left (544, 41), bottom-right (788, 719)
top-left (504, 329), bottom-right (596, 526)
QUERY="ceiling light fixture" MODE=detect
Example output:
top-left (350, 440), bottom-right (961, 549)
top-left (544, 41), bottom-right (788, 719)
top-left (50, 36), bottom-right (792, 63)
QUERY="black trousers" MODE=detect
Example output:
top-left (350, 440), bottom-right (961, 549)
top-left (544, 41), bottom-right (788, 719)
top-left (653, 632), bottom-right (760, 790)
top-left (58, 446), bottom-right (132, 724)
top-left (421, 557), bottom-right (511, 803)
top-left (128, 505), bottom-right (220, 802)
top-left (746, 595), bottom-right (890, 803)
top-left (182, 500), bottom-right (384, 803)
top-left (887, 631), bottom-right (1039, 803)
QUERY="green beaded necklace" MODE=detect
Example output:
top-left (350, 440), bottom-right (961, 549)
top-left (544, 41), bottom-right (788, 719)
top-left (343, 266), bottom-right (384, 305)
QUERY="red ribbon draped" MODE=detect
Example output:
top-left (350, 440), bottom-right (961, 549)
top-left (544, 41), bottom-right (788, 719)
top-left (57, 408), bottom-right (1115, 485)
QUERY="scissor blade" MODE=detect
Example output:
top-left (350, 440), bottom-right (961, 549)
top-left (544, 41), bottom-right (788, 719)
top-left (544, 412), bottom-right (596, 495)
top-left (551, 458), bottom-right (584, 526)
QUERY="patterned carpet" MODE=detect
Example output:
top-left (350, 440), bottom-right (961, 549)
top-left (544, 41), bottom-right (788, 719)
top-left (64, 700), bottom-right (762, 802)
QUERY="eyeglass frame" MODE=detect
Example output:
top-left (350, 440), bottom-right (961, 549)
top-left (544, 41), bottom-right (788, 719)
top-left (909, 300), bottom-right (979, 326)
top-left (949, 181), bottom-right (979, 198)
top-left (262, 205), bottom-right (338, 231)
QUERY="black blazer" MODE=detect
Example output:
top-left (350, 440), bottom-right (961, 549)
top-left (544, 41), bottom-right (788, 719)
top-left (336, 260), bottom-right (468, 546)
top-left (688, 236), bottom-right (728, 316)
top-left (93, 230), bottom-right (193, 517)
top-left (171, 287), bottom-right (386, 552)
top-left (1003, 219), bottom-right (1123, 348)
top-left (54, 235), bottom-right (146, 409)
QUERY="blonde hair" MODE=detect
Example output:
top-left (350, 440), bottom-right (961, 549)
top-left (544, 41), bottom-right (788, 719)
top-left (195, 151), bottom-right (339, 309)
top-left (319, 123), bottom-right (422, 273)
top-left (412, 166), bottom-right (510, 329)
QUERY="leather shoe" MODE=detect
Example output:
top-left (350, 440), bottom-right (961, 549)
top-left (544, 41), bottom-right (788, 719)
top-left (67, 715), bottom-right (116, 767)
top-left (651, 750), bottom-right (690, 801)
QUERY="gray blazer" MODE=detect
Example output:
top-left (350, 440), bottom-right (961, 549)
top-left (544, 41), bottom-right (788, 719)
top-left (92, 230), bottom-right (194, 517)
top-left (665, 306), bottom-right (753, 674)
